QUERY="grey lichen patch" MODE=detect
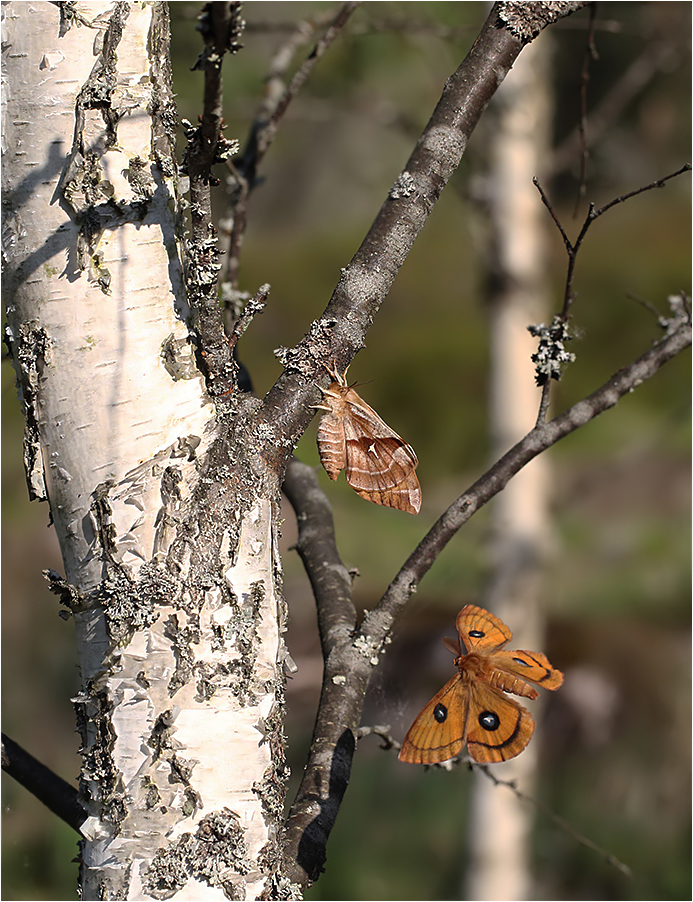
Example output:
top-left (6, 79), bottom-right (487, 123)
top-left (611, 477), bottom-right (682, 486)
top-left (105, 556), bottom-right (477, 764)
top-left (252, 695), bottom-right (288, 826)
top-left (147, 2), bottom-right (179, 178)
top-left (497, 1), bottom-right (585, 42)
top-left (164, 612), bottom-right (200, 696)
top-left (225, 580), bottom-right (266, 706)
top-left (161, 332), bottom-right (200, 381)
top-left (147, 708), bottom-right (180, 762)
top-left (141, 775), bottom-right (162, 810)
top-left (90, 482), bottom-right (182, 643)
top-left (4, 323), bottom-right (50, 501)
top-left (74, 681), bottom-right (127, 831)
top-left (390, 171), bottom-right (417, 199)
top-left (192, 809), bottom-right (251, 889)
top-left (142, 839), bottom-right (191, 899)
top-left (122, 155), bottom-right (156, 201)
top-left (252, 762), bottom-right (287, 825)
top-left (258, 874), bottom-right (304, 901)
top-left (142, 808), bottom-right (251, 900)
top-left (194, 660), bottom-right (230, 701)
top-left (147, 709), bottom-right (203, 817)
top-left (273, 317), bottom-right (341, 376)
top-left (353, 632), bottom-right (384, 667)
top-left (528, 315), bottom-right (576, 385)
top-left (100, 560), bottom-right (177, 649)
top-left (43, 568), bottom-right (86, 618)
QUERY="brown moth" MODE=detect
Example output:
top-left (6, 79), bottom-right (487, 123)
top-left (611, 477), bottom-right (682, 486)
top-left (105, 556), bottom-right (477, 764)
top-left (316, 365), bottom-right (421, 515)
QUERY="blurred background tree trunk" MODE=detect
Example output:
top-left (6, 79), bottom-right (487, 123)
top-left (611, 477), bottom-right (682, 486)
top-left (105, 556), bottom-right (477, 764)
top-left (465, 33), bottom-right (553, 901)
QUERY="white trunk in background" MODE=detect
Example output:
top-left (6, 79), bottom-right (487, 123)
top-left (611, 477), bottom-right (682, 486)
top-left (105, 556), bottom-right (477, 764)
top-left (2, 4), bottom-right (285, 899)
top-left (465, 34), bottom-right (553, 902)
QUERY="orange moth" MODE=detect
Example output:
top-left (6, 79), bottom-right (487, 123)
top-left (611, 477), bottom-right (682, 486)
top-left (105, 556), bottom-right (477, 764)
top-left (316, 365), bottom-right (421, 515)
top-left (399, 605), bottom-right (563, 764)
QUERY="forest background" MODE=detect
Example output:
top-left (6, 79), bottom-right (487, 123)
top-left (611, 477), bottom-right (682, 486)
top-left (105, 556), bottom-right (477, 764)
top-left (2, 2), bottom-right (690, 900)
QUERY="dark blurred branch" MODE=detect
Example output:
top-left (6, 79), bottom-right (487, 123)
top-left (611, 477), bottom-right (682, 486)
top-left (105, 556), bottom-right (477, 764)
top-left (550, 38), bottom-right (682, 179)
top-left (222, 2), bottom-right (361, 295)
top-left (256, 1), bottom-right (588, 470)
top-left (573, 2), bottom-right (599, 211)
top-left (2, 733), bottom-right (86, 835)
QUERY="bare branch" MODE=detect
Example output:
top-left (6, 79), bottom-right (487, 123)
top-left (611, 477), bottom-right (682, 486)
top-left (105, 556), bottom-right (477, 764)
top-left (184, 2), bottom-right (245, 397)
top-left (256, 2), bottom-right (589, 466)
top-left (282, 456), bottom-right (357, 653)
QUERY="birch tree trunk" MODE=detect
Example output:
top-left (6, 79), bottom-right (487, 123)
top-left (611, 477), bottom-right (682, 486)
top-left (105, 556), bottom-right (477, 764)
top-left (2, 3), bottom-right (288, 898)
top-left (466, 33), bottom-right (553, 901)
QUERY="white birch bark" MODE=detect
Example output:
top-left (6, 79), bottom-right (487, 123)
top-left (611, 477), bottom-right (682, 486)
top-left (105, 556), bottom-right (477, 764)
top-left (2, 3), bottom-right (287, 899)
top-left (465, 33), bottom-right (553, 902)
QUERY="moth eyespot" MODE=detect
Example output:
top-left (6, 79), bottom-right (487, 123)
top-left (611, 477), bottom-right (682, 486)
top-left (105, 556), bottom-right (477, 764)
top-left (433, 703), bottom-right (448, 723)
top-left (469, 629), bottom-right (485, 638)
top-left (478, 710), bottom-right (500, 731)
top-left (513, 656), bottom-right (531, 666)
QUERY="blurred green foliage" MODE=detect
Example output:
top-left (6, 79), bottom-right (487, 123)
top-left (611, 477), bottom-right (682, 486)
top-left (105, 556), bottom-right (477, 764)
top-left (3, 2), bottom-right (690, 900)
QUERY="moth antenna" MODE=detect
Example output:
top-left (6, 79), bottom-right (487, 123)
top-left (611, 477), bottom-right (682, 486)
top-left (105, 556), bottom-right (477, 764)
top-left (442, 636), bottom-right (460, 657)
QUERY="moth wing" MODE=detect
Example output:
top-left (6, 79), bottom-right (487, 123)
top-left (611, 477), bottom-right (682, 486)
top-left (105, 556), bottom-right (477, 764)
top-left (352, 468), bottom-right (421, 515)
top-left (316, 410), bottom-right (347, 480)
top-left (398, 673), bottom-right (470, 765)
top-left (341, 389), bottom-right (417, 484)
top-left (491, 649), bottom-right (564, 692)
top-left (466, 679), bottom-right (535, 764)
top-left (456, 604), bottom-right (512, 654)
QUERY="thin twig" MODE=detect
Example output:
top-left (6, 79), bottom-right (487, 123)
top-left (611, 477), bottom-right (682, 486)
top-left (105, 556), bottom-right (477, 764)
top-left (530, 163), bottom-right (691, 410)
top-left (535, 164), bottom-right (691, 321)
top-left (473, 762), bottom-right (633, 879)
top-left (357, 725), bottom-right (633, 878)
top-left (226, 283), bottom-right (270, 351)
top-left (473, 761), bottom-right (633, 877)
